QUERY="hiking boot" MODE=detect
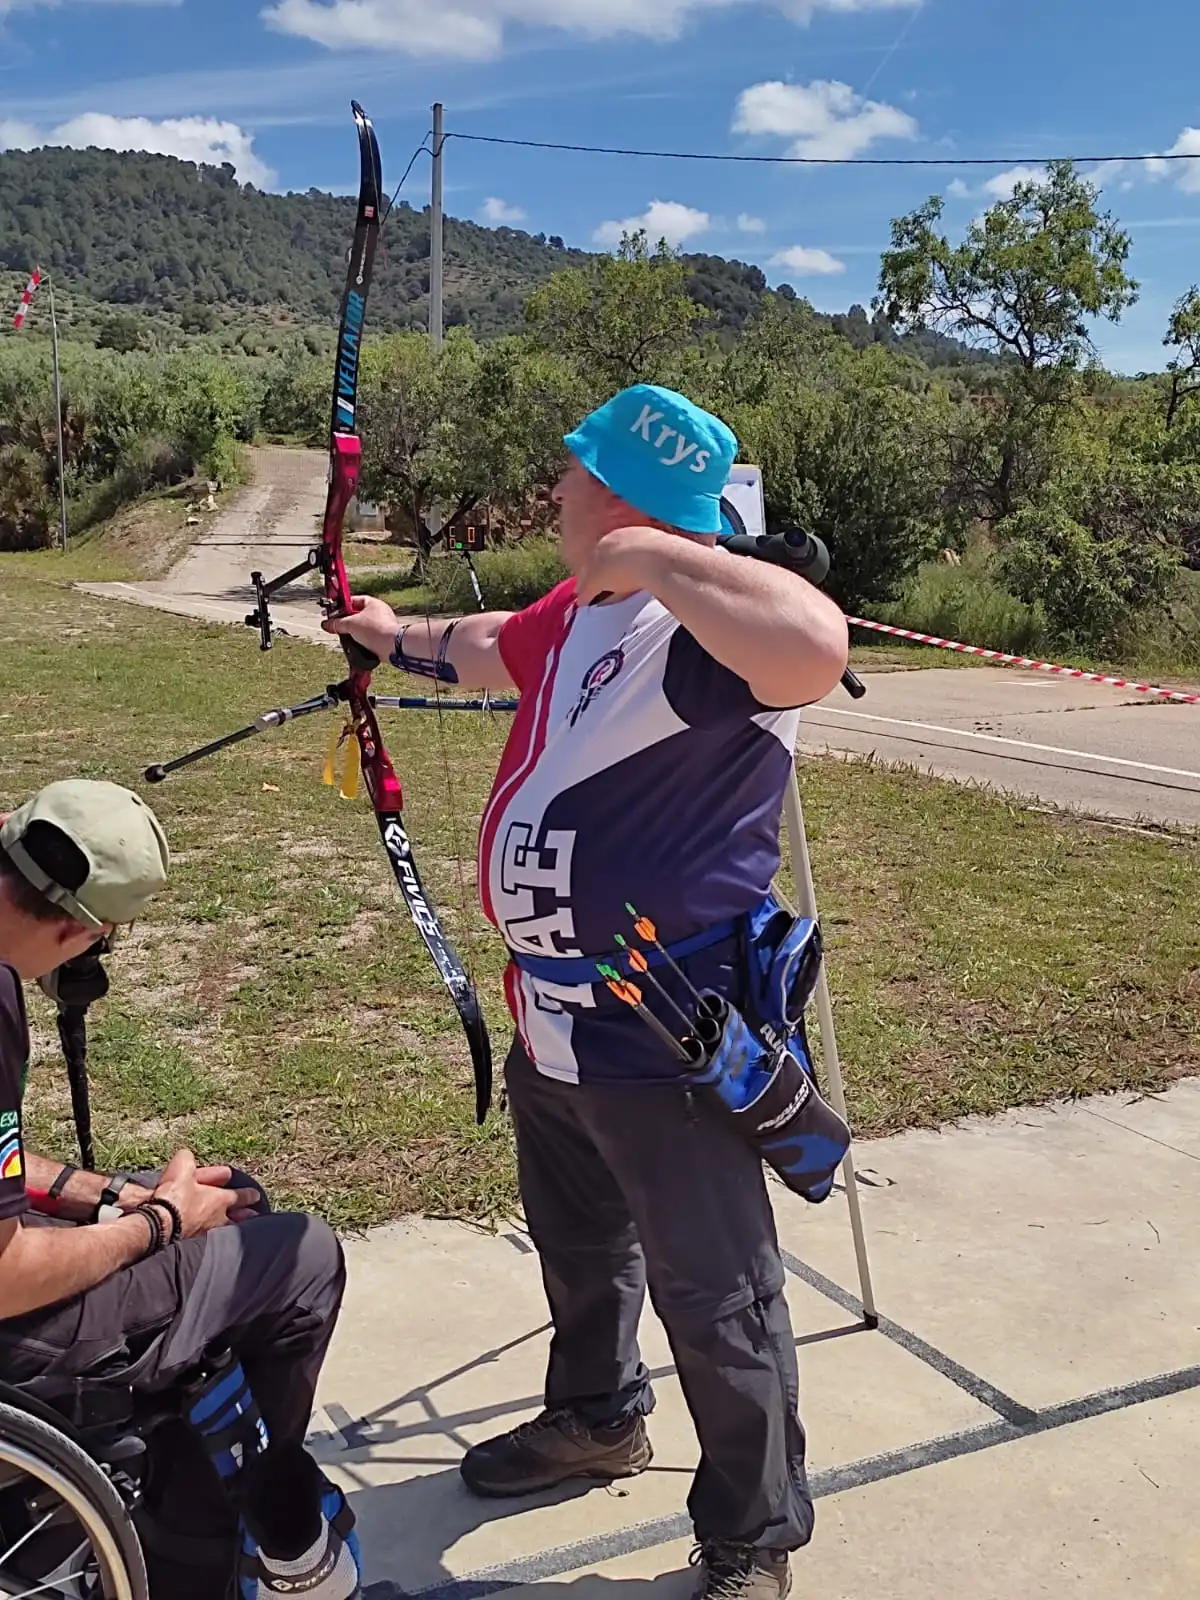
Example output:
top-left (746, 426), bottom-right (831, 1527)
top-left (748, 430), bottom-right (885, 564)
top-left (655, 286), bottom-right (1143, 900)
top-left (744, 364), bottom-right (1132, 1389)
top-left (690, 1542), bottom-right (792, 1600)
top-left (460, 1408), bottom-right (652, 1497)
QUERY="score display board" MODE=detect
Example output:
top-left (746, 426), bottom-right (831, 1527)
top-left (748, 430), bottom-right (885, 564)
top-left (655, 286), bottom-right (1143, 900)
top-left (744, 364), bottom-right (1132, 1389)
top-left (719, 464), bottom-right (766, 541)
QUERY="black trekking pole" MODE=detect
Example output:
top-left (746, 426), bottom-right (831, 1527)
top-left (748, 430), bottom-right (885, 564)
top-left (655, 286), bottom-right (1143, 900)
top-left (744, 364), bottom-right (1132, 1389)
top-left (40, 940), bottom-right (114, 1170)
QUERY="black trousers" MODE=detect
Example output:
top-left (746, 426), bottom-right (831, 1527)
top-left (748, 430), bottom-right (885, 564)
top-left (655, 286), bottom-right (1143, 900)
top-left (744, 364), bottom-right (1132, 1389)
top-left (0, 1172), bottom-right (345, 1446)
top-left (505, 1043), bottom-right (813, 1552)
top-left (0, 1175), bottom-right (346, 1596)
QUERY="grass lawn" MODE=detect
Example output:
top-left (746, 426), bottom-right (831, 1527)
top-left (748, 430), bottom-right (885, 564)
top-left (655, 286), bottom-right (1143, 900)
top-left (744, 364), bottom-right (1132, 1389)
top-left (3, 544), bottom-right (1198, 1232)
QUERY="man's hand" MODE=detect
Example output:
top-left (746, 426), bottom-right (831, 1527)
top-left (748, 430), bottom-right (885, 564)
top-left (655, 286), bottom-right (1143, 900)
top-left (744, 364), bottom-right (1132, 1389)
top-left (152, 1149), bottom-right (261, 1238)
top-left (115, 1164), bottom-right (260, 1223)
top-left (572, 526), bottom-right (667, 608)
top-left (321, 594), bottom-right (400, 664)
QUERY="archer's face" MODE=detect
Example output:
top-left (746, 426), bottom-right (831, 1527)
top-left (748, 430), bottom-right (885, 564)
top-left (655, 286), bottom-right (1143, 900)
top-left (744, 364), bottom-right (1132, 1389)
top-left (552, 460), bottom-right (612, 576)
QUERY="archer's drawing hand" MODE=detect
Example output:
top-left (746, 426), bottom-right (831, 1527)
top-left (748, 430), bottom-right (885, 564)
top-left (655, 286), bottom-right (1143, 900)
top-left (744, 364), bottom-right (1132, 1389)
top-left (321, 595), bottom-right (399, 662)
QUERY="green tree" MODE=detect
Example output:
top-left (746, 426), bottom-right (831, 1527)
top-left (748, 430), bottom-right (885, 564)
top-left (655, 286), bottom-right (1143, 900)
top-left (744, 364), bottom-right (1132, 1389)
top-left (721, 306), bottom-right (958, 610)
top-left (1164, 287), bottom-right (1200, 430)
top-left (877, 162), bottom-right (1138, 520)
top-left (357, 332), bottom-right (465, 552)
top-left (525, 232), bottom-right (704, 395)
top-left (436, 338), bottom-right (586, 530)
top-left (95, 312), bottom-right (145, 353)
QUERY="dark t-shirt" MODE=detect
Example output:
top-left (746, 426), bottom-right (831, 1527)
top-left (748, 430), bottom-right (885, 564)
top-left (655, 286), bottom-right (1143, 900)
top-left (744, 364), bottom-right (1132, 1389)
top-left (0, 963), bottom-right (30, 1221)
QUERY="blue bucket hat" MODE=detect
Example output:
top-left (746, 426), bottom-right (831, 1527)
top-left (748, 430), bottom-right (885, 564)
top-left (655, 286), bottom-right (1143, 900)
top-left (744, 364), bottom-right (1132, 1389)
top-left (564, 384), bottom-right (738, 536)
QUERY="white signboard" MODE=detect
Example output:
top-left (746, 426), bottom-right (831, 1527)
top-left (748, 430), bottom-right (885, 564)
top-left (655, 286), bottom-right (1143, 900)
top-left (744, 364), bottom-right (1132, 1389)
top-left (720, 464), bottom-right (766, 540)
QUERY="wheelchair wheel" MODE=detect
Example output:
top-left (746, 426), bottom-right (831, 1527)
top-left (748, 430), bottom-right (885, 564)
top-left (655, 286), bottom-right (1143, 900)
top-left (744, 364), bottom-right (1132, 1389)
top-left (0, 1400), bottom-right (149, 1600)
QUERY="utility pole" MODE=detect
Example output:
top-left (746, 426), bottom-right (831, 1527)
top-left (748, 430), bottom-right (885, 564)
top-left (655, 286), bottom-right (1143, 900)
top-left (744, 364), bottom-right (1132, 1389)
top-left (48, 273), bottom-right (69, 553)
top-left (430, 101), bottom-right (445, 350)
top-left (427, 102), bottom-right (446, 553)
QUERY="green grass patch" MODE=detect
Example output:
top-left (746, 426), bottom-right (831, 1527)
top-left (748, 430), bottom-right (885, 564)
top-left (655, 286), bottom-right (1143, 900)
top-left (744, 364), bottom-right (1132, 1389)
top-left (3, 553), bottom-right (1198, 1230)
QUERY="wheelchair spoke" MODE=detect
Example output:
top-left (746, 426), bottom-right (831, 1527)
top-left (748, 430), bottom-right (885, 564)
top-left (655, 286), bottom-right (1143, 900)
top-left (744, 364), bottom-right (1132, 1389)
top-left (3, 1568), bottom-right (93, 1600)
top-left (0, 1506), bottom-right (58, 1573)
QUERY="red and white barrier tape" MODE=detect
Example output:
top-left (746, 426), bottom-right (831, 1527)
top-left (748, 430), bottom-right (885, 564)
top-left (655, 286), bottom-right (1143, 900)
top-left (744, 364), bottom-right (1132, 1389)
top-left (846, 616), bottom-right (1200, 707)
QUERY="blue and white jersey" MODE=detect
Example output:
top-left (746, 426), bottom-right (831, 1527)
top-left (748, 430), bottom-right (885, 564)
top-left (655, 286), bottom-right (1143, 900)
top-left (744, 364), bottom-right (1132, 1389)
top-left (478, 578), bottom-right (800, 1083)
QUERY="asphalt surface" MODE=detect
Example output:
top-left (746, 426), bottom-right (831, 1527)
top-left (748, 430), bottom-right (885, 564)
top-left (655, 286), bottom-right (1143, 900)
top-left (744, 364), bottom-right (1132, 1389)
top-left (805, 669), bottom-right (1200, 828)
top-left (79, 446), bottom-right (1200, 828)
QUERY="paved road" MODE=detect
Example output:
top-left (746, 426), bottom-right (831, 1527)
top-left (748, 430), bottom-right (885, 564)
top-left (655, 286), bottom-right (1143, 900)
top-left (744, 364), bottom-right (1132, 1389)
top-left (805, 669), bottom-right (1200, 828)
top-left (80, 445), bottom-right (1200, 827)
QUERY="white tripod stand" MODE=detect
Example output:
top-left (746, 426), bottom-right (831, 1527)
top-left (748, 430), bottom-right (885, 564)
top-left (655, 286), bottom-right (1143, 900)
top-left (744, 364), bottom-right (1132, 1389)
top-left (782, 761), bottom-right (878, 1327)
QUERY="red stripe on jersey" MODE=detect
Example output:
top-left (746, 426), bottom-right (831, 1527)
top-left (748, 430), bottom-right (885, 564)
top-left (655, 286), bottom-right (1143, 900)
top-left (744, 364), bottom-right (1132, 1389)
top-left (477, 587), bottom-right (575, 925)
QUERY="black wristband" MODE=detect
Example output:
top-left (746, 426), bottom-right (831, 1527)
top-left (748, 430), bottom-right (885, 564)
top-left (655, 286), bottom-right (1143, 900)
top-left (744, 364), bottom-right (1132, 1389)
top-left (92, 1170), bottom-right (135, 1223)
top-left (132, 1203), bottom-right (164, 1260)
top-left (148, 1197), bottom-right (183, 1247)
top-left (48, 1165), bottom-right (77, 1201)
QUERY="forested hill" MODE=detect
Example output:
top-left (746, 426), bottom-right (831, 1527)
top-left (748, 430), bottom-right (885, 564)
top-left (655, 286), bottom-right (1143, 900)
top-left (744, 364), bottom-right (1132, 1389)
top-left (0, 145), bottom-right (987, 365)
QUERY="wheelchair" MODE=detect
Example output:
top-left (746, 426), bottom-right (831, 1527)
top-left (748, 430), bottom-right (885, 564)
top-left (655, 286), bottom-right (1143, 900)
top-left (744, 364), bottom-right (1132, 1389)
top-left (0, 1351), bottom-right (248, 1600)
top-left (0, 1378), bottom-right (150, 1599)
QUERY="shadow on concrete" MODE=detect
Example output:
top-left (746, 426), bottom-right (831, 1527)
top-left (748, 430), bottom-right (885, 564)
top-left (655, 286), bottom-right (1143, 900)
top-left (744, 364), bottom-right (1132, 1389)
top-left (329, 1317), bottom-right (865, 1598)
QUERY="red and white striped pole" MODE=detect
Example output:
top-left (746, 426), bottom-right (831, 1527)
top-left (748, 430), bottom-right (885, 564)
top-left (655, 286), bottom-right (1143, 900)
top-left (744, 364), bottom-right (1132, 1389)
top-left (11, 266), bottom-right (68, 552)
top-left (11, 267), bottom-right (42, 330)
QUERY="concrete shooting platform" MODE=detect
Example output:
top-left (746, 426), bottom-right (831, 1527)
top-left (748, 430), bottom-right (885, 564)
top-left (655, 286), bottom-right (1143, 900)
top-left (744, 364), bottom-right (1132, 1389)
top-left (306, 1079), bottom-right (1200, 1600)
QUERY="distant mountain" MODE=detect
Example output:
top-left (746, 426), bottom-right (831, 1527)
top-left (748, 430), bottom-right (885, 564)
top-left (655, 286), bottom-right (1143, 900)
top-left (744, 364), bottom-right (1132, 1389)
top-left (0, 145), bottom-right (993, 367)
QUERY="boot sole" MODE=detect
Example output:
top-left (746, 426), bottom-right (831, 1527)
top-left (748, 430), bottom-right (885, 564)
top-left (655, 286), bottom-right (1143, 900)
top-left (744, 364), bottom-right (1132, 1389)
top-left (461, 1442), bottom-right (653, 1499)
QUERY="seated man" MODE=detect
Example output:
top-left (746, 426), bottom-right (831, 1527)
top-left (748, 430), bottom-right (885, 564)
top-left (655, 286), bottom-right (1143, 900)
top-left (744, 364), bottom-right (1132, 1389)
top-left (0, 779), bottom-right (360, 1600)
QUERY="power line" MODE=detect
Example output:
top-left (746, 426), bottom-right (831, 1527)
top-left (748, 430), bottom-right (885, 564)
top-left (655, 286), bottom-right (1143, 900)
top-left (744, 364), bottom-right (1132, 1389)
top-left (448, 130), bottom-right (1200, 170)
top-left (383, 137), bottom-right (432, 225)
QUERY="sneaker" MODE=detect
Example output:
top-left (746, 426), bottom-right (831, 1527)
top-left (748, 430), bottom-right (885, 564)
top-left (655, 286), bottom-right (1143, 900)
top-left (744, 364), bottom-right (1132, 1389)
top-left (690, 1542), bottom-right (792, 1600)
top-left (460, 1408), bottom-right (652, 1497)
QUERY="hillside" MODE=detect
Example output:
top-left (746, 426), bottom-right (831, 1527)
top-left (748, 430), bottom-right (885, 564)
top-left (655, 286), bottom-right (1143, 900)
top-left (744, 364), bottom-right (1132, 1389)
top-left (0, 145), bottom-right (990, 366)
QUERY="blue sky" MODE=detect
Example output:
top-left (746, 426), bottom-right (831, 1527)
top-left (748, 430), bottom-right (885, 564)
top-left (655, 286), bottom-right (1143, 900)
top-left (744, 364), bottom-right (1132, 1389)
top-left (1, 0), bottom-right (1198, 371)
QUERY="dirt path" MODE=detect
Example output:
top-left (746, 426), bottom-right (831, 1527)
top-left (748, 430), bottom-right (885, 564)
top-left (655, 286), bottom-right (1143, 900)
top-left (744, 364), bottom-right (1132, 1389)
top-left (79, 444), bottom-right (339, 648)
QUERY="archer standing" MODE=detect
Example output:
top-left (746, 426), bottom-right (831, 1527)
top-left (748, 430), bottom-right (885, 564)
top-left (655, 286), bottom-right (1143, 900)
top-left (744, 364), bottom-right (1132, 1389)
top-left (325, 384), bottom-right (850, 1600)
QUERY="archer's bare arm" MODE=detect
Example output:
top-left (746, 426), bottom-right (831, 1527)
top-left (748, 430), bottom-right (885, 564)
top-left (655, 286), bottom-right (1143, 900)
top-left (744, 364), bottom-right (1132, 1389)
top-left (0, 1211), bottom-right (158, 1319)
top-left (0, 1150), bottom-right (260, 1318)
top-left (322, 598), bottom-right (517, 691)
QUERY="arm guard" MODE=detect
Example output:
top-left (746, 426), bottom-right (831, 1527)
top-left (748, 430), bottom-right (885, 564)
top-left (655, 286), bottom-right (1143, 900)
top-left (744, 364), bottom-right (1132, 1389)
top-left (389, 621), bottom-right (460, 684)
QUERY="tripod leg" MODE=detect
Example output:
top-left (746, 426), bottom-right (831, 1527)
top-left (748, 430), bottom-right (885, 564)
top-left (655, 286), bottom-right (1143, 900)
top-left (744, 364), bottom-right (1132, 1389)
top-left (782, 763), bottom-right (879, 1327)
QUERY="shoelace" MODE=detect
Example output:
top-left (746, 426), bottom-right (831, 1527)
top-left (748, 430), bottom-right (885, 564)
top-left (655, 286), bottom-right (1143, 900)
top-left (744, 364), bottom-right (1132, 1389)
top-left (510, 1407), bottom-right (578, 1443)
top-left (688, 1543), bottom-right (761, 1600)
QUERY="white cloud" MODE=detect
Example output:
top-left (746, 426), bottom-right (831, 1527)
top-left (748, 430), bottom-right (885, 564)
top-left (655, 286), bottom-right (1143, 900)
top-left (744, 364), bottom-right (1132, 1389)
top-left (0, 114), bottom-right (274, 187)
top-left (979, 164), bottom-right (1045, 200)
top-left (481, 196), bottom-right (526, 224)
top-left (1164, 128), bottom-right (1200, 194)
top-left (770, 245), bottom-right (846, 276)
top-left (594, 199), bottom-right (710, 248)
top-left (737, 212), bottom-right (767, 233)
top-left (945, 177), bottom-right (971, 200)
top-left (262, 0), bottom-right (917, 61)
top-left (733, 79), bottom-right (918, 160)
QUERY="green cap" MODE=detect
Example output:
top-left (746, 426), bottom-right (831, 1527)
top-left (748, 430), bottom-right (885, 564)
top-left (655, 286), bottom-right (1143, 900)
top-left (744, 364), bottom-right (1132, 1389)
top-left (0, 779), bottom-right (169, 930)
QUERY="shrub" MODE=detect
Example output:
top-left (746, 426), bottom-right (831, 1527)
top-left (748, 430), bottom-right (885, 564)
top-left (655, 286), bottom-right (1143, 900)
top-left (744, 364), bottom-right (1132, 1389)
top-left (425, 536), bottom-right (567, 612)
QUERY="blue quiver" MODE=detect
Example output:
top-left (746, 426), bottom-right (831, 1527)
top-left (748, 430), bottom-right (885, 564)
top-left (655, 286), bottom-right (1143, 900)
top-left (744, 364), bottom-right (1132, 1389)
top-left (688, 993), bottom-right (850, 1204)
top-left (740, 896), bottom-right (824, 1043)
